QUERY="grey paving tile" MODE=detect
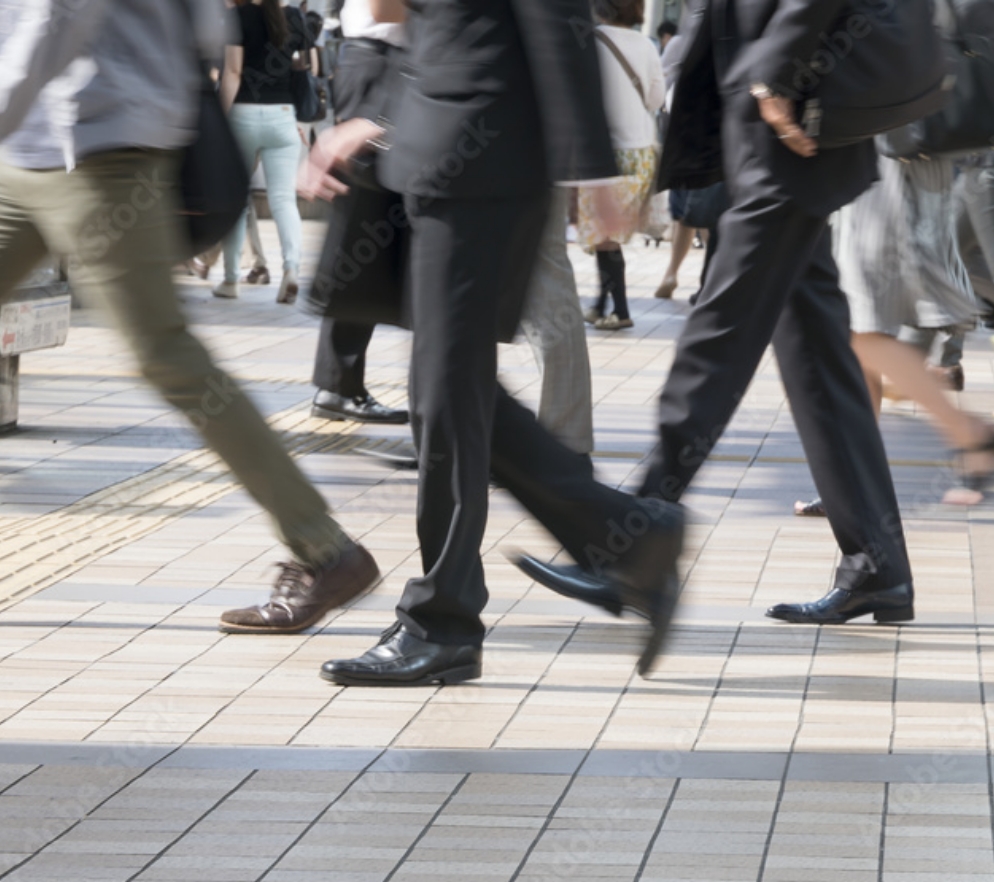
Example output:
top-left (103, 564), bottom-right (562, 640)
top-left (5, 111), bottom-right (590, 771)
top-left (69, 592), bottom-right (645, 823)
top-left (158, 745), bottom-right (380, 771)
top-left (579, 750), bottom-right (788, 781)
top-left (369, 749), bottom-right (586, 775)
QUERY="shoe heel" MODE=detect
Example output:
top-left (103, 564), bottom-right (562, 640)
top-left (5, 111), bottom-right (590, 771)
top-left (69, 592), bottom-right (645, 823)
top-left (439, 663), bottom-right (482, 685)
top-left (874, 605), bottom-right (914, 623)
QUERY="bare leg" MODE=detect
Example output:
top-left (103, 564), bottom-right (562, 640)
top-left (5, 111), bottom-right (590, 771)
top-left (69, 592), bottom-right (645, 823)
top-left (851, 333), bottom-right (986, 449)
top-left (655, 221), bottom-right (694, 299)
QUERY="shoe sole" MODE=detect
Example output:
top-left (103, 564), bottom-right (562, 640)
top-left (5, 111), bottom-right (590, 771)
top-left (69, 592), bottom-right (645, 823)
top-left (310, 405), bottom-right (410, 425)
top-left (217, 567), bottom-right (382, 635)
top-left (767, 605), bottom-right (915, 625)
top-left (319, 662), bottom-right (482, 687)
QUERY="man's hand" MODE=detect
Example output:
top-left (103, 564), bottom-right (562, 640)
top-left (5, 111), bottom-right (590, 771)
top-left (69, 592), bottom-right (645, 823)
top-left (297, 118), bottom-right (385, 202)
top-left (755, 94), bottom-right (817, 158)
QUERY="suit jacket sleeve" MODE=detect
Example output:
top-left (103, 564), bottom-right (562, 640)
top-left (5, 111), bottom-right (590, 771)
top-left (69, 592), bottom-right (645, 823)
top-left (506, 0), bottom-right (618, 181)
top-left (724, 0), bottom-right (849, 98)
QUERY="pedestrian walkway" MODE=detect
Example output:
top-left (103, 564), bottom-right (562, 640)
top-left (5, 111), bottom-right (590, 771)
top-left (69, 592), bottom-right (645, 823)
top-left (2, 223), bottom-right (994, 881)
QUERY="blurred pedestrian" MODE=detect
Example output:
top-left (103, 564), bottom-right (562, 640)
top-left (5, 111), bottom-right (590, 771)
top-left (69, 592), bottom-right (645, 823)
top-left (834, 153), bottom-right (993, 504)
top-left (299, 0), bottom-right (685, 685)
top-left (579, 0), bottom-right (664, 331)
top-left (215, 0), bottom-right (313, 303)
top-left (309, 0), bottom-right (410, 425)
top-left (527, 0), bottom-right (917, 628)
top-left (0, 0), bottom-right (379, 635)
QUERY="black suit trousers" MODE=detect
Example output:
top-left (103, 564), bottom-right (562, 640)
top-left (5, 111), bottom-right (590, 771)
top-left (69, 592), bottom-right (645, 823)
top-left (639, 192), bottom-right (912, 590)
top-left (396, 193), bottom-right (640, 645)
top-left (311, 318), bottom-right (373, 397)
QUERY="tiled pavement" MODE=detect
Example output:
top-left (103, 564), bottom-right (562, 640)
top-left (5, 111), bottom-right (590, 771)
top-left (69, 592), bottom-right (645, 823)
top-left (3, 222), bottom-right (994, 880)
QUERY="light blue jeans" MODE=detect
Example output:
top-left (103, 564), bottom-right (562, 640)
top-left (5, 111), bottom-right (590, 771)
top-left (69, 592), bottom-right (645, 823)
top-left (223, 103), bottom-right (301, 282)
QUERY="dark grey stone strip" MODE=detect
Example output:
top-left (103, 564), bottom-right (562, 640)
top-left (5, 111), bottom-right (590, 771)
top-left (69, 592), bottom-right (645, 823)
top-left (0, 743), bottom-right (988, 784)
top-left (367, 748), bottom-right (587, 775)
top-left (0, 742), bottom-right (173, 767)
top-left (156, 745), bottom-right (381, 771)
top-left (578, 749), bottom-right (788, 781)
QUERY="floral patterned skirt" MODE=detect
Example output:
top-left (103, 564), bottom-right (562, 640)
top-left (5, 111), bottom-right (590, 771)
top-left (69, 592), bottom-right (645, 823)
top-left (576, 145), bottom-right (658, 252)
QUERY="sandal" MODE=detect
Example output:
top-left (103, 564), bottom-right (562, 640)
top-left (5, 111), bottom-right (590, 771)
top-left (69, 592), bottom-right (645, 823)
top-left (654, 278), bottom-right (678, 300)
top-left (244, 266), bottom-right (271, 285)
top-left (944, 434), bottom-right (994, 505)
top-left (794, 497), bottom-right (827, 517)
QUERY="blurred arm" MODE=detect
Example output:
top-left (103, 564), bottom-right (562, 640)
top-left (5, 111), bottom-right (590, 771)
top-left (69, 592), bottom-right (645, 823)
top-left (369, 0), bottom-right (407, 24)
top-left (219, 45), bottom-right (243, 112)
top-left (0, 0), bottom-right (112, 143)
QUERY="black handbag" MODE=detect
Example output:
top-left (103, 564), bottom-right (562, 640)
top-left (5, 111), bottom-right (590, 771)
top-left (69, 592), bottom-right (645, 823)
top-left (291, 65), bottom-right (329, 123)
top-left (178, 74), bottom-right (251, 259)
top-left (176, 0), bottom-right (250, 259)
top-left (772, 0), bottom-right (951, 149)
top-left (302, 159), bottom-right (410, 327)
top-left (877, 0), bottom-right (994, 159)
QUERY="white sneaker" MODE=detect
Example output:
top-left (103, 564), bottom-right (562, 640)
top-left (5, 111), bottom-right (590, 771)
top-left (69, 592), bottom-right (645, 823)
top-left (212, 280), bottom-right (238, 299)
top-left (277, 270), bottom-right (298, 304)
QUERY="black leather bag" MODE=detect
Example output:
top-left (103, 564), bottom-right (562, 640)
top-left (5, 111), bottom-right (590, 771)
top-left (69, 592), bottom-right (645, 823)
top-left (176, 0), bottom-right (250, 259)
top-left (291, 66), bottom-right (329, 123)
top-left (302, 160), bottom-right (410, 327)
top-left (877, 0), bottom-right (994, 158)
top-left (178, 74), bottom-right (251, 259)
top-left (782, 0), bottom-right (951, 149)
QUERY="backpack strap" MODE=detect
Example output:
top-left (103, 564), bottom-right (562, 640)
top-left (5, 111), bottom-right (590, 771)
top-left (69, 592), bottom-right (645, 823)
top-left (595, 28), bottom-right (647, 109)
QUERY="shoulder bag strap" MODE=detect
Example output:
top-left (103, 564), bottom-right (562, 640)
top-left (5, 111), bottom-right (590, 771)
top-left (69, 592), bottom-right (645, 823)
top-left (594, 28), bottom-right (647, 109)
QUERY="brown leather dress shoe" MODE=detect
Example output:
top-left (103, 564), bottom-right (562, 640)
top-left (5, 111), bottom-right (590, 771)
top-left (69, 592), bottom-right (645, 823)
top-left (218, 542), bottom-right (380, 634)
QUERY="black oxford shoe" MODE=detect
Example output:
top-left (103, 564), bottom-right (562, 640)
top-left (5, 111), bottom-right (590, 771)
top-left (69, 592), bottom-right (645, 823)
top-left (321, 623), bottom-right (482, 686)
top-left (513, 498), bottom-right (684, 677)
top-left (766, 582), bottom-right (914, 625)
top-left (312, 390), bottom-right (409, 424)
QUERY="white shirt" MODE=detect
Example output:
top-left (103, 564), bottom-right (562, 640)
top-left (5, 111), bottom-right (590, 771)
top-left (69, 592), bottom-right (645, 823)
top-left (594, 24), bottom-right (665, 150)
top-left (339, 0), bottom-right (404, 47)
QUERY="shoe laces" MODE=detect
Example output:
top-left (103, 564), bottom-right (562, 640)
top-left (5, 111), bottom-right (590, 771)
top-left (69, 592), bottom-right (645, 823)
top-left (271, 561), bottom-right (314, 602)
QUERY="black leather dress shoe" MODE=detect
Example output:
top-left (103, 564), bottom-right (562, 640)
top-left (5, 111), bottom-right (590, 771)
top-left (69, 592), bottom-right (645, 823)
top-left (514, 499), bottom-right (684, 677)
top-left (766, 582), bottom-right (914, 625)
top-left (321, 623), bottom-right (482, 686)
top-left (312, 390), bottom-right (409, 424)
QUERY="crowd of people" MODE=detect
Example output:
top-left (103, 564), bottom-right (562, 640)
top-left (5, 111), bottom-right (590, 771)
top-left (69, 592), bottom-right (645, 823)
top-left (1, 0), bottom-right (993, 686)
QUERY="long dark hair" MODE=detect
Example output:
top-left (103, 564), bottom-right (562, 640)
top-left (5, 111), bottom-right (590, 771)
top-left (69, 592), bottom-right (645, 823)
top-left (261, 0), bottom-right (288, 49)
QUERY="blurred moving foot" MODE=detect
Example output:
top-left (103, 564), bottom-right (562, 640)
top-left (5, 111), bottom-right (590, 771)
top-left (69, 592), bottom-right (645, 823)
top-left (312, 390), bottom-right (409, 424)
top-left (926, 363), bottom-right (964, 392)
top-left (654, 277), bottom-right (677, 299)
top-left (212, 280), bottom-right (238, 299)
top-left (794, 497), bottom-right (826, 517)
top-left (583, 307), bottom-right (603, 325)
top-left (943, 433), bottom-right (994, 505)
top-left (513, 499), bottom-right (684, 677)
top-left (219, 542), bottom-right (380, 634)
top-left (244, 266), bottom-right (271, 285)
top-left (277, 270), bottom-right (298, 304)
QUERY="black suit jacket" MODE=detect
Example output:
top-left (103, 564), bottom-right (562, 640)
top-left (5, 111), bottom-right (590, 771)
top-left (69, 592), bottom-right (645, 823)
top-left (659, 0), bottom-right (878, 217)
top-left (379, 0), bottom-right (617, 199)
